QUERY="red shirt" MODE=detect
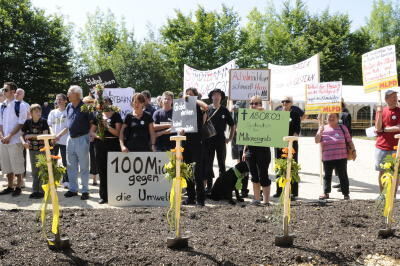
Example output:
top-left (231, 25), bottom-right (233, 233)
top-left (376, 106), bottom-right (400, 151)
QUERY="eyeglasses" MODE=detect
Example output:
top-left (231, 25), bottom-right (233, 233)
top-left (281, 100), bottom-right (291, 104)
top-left (249, 102), bottom-right (261, 106)
top-left (2, 88), bottom-right (9, 92)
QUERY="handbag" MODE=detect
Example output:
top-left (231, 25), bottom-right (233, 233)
top-left (339, 125), bottom-right (356, 161)
top-left (201, 106), bottom-right (220, 139)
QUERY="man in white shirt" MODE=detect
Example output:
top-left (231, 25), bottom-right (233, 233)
top-left (0, 82), bottom-right (28, 196)
top-left (48, 93), bottom-right (69, 188)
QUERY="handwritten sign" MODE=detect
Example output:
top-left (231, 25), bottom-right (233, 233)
top-left (102, 88), bottom-right (135, 119)
top-left (183, 60), bottom-right (236, 99)
top-left (305, 81), bottom-right (342, 114)
top-left (84, 69), bottom-right (119, 88)
top-left (237, 109), bottom-right (290, 148)
top-left (269, 54), bottom-right (320, 92)
top-left (362, 45), bottom-right (398, 93)
top-left (107, 152), bottom-right (170, 207)
top-left (229, 69), bottom-right (271, 101)
top-left (172, 96), bottom-right (198, 133)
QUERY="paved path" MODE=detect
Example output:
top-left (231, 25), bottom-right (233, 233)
top-left (0, 137), bottom-right (398, 210)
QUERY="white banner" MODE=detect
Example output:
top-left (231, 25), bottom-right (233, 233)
top-left (107, 152), bottom-right (170, 207)
top-left (269, 54), bottom-right (320, 93)
top-left (229, 69), bottom-right (271, 101)
top-left (183, 60), bottom-right (236, 99)
top-left (103, 88), bottom-right (135, 119)
top-left (362, 45), bottom-right (398, 93)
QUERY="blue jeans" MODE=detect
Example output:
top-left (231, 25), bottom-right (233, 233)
top-left (67, 134), bottom-right (90, 193)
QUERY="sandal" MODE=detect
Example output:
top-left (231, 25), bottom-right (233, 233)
top-left (319, 194), bottom-right (329, 200)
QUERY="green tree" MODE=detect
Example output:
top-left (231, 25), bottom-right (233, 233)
top-left (0, 0), bottom-right (73, 103)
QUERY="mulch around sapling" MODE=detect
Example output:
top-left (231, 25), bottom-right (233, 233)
top-left (0, 200), bottom-right (399, 265)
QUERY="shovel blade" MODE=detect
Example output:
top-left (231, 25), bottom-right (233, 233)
top-left (275, 235), bottom-right (294, 247)
top-left (167, 236), bottom-right (189, 249)
top-left (47, 236), bottom-right (71, 250)
top-left (378, 228), bottom-right (395, 238)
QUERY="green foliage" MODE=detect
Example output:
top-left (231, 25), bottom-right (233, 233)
top-left (0, 0), bottom-right (73, 103)
top-left (36, 153), bottom-right (66, 185)
top-left (164, 150), bottom-right (194, 182)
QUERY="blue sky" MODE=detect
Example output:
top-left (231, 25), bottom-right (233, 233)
top-left (31, 0), bottom-right (374, 41)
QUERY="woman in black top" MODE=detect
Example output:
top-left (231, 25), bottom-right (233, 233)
top-left (119, 93), bottom-right (156, 152)
top-left (90, 97), bottom-right (122, 204)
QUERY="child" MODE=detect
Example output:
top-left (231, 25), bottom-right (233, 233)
top-left (21, 104), bottom-right (50, 199)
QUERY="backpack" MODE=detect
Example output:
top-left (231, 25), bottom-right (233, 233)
top-left (1, 100), bottom-right (21, 119)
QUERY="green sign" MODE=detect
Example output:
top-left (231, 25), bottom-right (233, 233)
top-left (237, 108), bottom-right (290, 148)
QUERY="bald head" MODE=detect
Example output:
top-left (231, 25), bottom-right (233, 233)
top-left (15, 88), bottom-right (25, 101)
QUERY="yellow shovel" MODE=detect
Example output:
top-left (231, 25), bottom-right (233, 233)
top-left (166, 135), bottom-right (189, 249)
top-left (275, 136), bottom-right (299, 247)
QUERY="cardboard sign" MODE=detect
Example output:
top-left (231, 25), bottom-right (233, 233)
top-left (305, 81), bottom-right (342, 114)
top-left (269, 54), bottom-right (320, 91)
top-left (229, 69), bottom-right (271, 101)
top-left (84, 69), bottom-right (119, 88)
top-left (236, 108), bottom-right (290, 148)
top-left (362, 45), bottom-right (398, 93)
top-left (172, 96), bottom-right (198, 133)
top-left (107, 152), bottom-right (171, 207)
top-left (183, 60), bottom-right (236, 99)
top-left (102, 88), bottom-right (134, 119)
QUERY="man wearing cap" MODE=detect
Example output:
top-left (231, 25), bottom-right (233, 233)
top-left (375, 89), bottom-right (400, 192)
top-left (204, 88), bottom-right (235, 192)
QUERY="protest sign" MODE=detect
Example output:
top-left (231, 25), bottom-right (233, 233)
top-left (236, 108), bottom-right (290, 148)
top-left (183, 60), bottom-right (236, 99)
top-left (102, 88), bottom-right (134, 119)
top-left (84, 69), bottom-right (119, 88)
top-left (269, 54), bottom-right (320, 93)
top-left (229, 69), bottom-right (271, 101)
top-left (107, 152), bottom-right (170, 207)
top-left (172, 96), bottom-right (198, 133)
top-left (362, 45), bottom-right (398, 93)
top-left (305, 81), bottom-right (342, 114)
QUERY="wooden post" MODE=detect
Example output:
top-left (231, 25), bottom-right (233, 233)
top-left (282, 136), bottom-right (298, 236)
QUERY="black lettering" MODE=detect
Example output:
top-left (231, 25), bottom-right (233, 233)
top-left (138, 189), bottom-right (146, 201)
top-left (111, 157), bottom-right (119, 173)
top-left (133, 157), bottom-right (143, 173)
top-left (145, 157), bottom-right (157, 174)
top-left (121, 157), bottom-right (131, 173)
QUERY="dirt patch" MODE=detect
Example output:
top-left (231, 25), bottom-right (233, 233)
top-left (0, 200), bottom-right (399, 265)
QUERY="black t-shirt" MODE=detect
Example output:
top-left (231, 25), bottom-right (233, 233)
top-left (275, 105), bottom-right (302, 136)
top-left (21, 118), bottom-right (50, 150)
top-left (153, 108), bottom-right (174, 151)
top-left (208, 105), bottom-right (234, 139)
top-left (123, 112), bottom-right (153, 151)
top-left (340, 108), bottom-right (352, 135)
top-left (93, 112), bottom-right (123, 138)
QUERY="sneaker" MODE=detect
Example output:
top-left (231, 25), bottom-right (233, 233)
top-left (0, 187), bottom-right (14, 195)
top-left (344, 195), bottom-right (350, 200)
top-left (272, 193), bottom-right (281, 198)
top-left (12, 187), bottom-right (22, 197)
top-left (81, 192), bottom-right (89, 200)
top-left (261, 201), bottom-right (271, 206)
top-left (319, 193), bottom-right (329, 200)
top-left (182, 198), bottom-right (196, 205)
top-left (29, 192), bottom-right (44, 199)
top-left (98, 199), bottom-right (107, 204)
top-left (332, 184), bottom-right (341, 189)
top-left (251, 200), bottom-right (261, 206)
top-left (64, 191), bottom-right (78, 198)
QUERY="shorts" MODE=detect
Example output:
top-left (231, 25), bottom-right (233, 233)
top-left (0, 143), bottom-right (25, 175)
top-left (375, 148), bottom-right (395, 171)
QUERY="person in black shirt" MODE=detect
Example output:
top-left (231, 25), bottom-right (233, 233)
top-left (181, 88), bottom-right (208, 206)
top-left (90, 97), bottom-right (122, 204)
top-left (153, 91), bottom-right (175, 151)
top-left (141, 90), bottom-right (156, 116)
top-left (120, 93), bottom-right (156, 152)
top-left (21, 104), bottom-right (50, 198)
top-left (204, 88), bottom-right (235, 192)
top-left (274, 96), bottom-right (303, 199)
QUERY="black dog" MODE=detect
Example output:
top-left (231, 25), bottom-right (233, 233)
top-left (210, 161), bottom-right (249, 205)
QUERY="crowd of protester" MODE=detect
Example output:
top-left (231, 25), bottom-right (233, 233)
top-left (0, 81), bottom-right (398, 205)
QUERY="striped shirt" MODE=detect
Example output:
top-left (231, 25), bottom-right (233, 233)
top-left (321, 125), bottom-right (351, 161)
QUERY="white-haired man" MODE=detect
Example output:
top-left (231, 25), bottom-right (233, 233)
top-left (58, 85), bottom-right (93, 200)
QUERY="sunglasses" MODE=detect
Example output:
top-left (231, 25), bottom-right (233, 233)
top-left (250, 102), bottom-right (261, 106)
top-left (281, 100), bottom-right (291, 104)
